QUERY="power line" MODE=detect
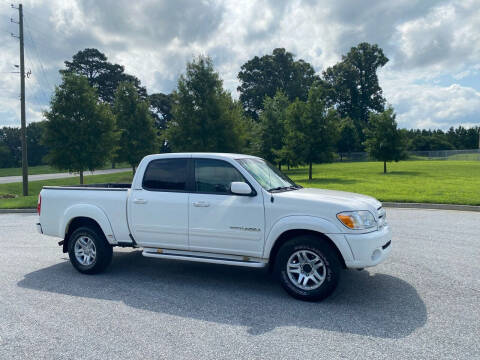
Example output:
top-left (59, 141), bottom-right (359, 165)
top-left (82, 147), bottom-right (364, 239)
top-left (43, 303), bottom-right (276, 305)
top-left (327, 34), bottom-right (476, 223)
top-left (22, 7), bottom-right (75, 40)
top-left (23, 39), bottom-right (52, 103)
top-left (23, 51), bottom-right (50, 101)
top-left (24, 23), bottom-right (53, 91)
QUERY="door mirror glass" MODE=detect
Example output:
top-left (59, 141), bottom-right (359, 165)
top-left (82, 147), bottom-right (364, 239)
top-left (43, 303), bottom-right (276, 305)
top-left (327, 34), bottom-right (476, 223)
top-left (230, 182), bottom-right (253, 195)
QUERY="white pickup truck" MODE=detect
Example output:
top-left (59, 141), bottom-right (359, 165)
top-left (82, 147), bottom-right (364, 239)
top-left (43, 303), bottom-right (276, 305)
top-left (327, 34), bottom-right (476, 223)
top-left (37, 153), bottom-right (391, 301)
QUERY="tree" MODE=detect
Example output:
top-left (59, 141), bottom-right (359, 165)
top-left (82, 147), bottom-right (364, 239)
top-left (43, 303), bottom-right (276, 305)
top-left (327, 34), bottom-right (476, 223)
top-left (26, 121), bottom-right (48, 166)
top-left (0, 143), bottom-right (12, 168)
top-left (337, 117), bottom-right (359, 160)
top-left (167, 56), bottom-right (247, 153)
top-left (62, 48), bottom-right (147, 104)
top-left (283, 86), bottom-right (339, 180)
top-left (0, 127), bottom-right (21, 167)
top-left (114, 82), bottom-right (157, 173)
top-left (364, 107), bottom-right (406, 173)
top-left (323, 43), bottom-right (388, 142)
top-left (149, 92), bottom-right (173, 153)
top-left (149, 93), bottom-right (173, 131)
top-left (237, 48), bottom-right (318, 120)
top-left (259, 91), bottom-right (289, 168)
top-left (43, 74), bottom-right (117, 184)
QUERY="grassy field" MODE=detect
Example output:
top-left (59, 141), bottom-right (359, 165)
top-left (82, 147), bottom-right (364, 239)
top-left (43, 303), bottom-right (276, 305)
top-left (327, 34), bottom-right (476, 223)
top-left (285, 160), bottom-right (480, 206)
top-left (0, 163), bottom-right (131, 177)
top-left (0, 172), bottom-right (133, 209)
top-left (1, 160), bottom-right (479, 209)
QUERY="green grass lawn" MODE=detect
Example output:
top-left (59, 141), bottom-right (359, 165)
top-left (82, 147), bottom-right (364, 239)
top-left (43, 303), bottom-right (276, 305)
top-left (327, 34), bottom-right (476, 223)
top-left (285, 160), bottom-right (480, 205)
top-left (0, 171), bottom-right (133, 209)
top-left (0, 163), bottom-right (131, 177)
top-left (1, 160), bottom-right (479, 209)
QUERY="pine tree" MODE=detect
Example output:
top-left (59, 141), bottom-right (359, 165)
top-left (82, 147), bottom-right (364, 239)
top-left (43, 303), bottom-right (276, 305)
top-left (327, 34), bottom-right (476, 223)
top-left (364, 107), bottom-right (406, 173)
top-left (167, 56), bottom-right (247, 153)
top-left (43, 73), bottom-right (117, 184)
top-left (283, 85), bottom-right (339, 180)
top-left (259, 91), bottom-right (289, 168)
top-left (114, 82), bottom-right (157, 173)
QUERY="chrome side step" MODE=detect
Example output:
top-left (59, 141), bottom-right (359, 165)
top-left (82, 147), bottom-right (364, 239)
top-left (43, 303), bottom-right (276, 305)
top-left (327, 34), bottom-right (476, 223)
top-left (142, 248), bottom-right (267, 268)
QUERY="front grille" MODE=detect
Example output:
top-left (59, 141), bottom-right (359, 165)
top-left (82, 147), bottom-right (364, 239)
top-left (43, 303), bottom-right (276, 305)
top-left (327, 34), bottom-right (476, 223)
top-left (382, 240), bottom-right (391, 250)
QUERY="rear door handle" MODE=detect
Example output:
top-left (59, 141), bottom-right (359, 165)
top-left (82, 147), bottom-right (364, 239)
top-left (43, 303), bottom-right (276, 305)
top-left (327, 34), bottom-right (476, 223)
top-left (133, 198), bottom-right (147, 204)
top-left (193, 201), bottom-right (210, 207)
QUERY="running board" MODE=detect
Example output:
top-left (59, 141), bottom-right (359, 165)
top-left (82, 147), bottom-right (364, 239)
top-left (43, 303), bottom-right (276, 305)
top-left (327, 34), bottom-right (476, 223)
top-left (142, 248), bottom-right (267, 268)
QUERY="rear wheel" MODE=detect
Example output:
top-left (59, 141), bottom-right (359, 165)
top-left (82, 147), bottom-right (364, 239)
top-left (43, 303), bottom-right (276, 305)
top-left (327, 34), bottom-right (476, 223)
top-left (68, 226), bottom-right (113, 274)
top-left (275, 235), bottom-right (341, 301)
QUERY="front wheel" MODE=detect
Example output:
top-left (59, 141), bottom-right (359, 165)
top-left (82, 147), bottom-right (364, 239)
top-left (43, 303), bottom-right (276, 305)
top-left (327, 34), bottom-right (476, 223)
top-left (275, 235), bottom-right (341, 301)
top-left (68, 226), bottom-right (113, 274)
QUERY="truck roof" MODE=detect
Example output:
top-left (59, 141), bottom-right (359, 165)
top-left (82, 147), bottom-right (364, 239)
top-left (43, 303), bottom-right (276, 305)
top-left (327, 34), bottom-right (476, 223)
top-left (143, 152), bottom-right (260, 161)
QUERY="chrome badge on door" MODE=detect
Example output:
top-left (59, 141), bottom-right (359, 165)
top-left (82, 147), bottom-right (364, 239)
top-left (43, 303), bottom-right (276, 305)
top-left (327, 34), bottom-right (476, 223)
top-left (230, 226), bottom-right (261, 232)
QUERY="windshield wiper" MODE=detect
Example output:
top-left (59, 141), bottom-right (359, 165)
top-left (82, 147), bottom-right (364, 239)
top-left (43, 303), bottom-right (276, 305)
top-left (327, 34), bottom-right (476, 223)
top-left (268, 185), bottom-right (302, 192)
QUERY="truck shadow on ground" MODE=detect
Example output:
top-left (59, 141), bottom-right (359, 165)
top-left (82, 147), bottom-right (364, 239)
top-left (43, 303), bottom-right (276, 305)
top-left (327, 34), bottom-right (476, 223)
top-left (18, 250), bottom-right (427, 338)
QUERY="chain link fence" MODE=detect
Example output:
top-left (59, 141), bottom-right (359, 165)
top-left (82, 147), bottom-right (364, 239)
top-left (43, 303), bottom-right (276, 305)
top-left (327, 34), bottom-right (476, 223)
top-left (337, 149), bottom-right (480, 162)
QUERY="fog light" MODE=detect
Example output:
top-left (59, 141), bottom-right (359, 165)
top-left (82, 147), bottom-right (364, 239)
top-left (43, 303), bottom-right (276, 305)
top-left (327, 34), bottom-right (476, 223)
top-left (371, 249), bottom-right (381, 262)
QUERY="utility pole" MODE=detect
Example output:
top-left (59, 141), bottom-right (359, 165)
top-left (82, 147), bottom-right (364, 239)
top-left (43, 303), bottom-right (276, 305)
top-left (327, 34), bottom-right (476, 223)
top-left (12, 3), bottom-right (28, 196)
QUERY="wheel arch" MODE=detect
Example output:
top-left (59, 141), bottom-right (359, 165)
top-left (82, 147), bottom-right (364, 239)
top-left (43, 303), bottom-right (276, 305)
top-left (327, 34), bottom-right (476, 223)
top-left (63, 217), bottom-right (107, 253)
top-left (268, 229), bottom-right (347, 271)
top-left (61, 204), bottom-right (116, 252)
top-left (264, 216), bottom-right (353, 270)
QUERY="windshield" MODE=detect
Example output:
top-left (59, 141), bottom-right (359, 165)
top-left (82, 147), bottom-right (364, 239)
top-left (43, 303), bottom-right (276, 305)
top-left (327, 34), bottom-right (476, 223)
top-left (236, 158), bottom-right (298, 191)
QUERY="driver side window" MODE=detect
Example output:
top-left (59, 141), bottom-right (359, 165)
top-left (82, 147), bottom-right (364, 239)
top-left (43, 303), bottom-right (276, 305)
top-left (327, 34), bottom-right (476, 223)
top-left (194, 159), bottom-right (244, 194)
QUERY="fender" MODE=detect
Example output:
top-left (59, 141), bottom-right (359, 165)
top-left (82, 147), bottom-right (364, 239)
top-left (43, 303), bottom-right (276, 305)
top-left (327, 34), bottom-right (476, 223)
top-left (61, 204), bottom-right (117, 244)
top-left (263, 215), bottom-right (354, 263)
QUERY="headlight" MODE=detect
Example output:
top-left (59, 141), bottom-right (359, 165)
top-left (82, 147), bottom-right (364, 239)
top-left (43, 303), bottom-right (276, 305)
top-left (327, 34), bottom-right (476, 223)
top-left (337, 211), bottom-right (377, 230)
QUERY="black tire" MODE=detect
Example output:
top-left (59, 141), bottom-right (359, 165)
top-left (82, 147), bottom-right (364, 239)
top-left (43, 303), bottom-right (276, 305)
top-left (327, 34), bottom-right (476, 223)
top-left (68, 226), bottom-right (113, 274)
top-left (275, 235), bottom-right (341, 301)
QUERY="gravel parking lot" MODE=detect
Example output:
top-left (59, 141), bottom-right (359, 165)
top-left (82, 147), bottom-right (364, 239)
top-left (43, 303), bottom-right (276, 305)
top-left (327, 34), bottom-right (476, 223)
top-left (0, 209), bottom-right (479, 359)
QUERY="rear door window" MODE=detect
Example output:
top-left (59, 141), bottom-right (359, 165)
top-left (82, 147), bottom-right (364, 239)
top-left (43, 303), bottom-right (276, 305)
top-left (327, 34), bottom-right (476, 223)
top-left (142, 158), bottom-right (189, 191)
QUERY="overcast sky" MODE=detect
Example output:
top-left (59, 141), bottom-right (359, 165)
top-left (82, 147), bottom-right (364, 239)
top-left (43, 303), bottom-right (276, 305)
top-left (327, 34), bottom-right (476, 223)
top-left (1, 0), bottom-right (479, 129)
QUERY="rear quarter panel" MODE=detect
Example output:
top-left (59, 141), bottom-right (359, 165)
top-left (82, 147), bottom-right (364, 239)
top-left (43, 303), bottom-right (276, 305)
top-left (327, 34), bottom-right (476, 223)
top-left (39, 188), bottom-right (130, 243)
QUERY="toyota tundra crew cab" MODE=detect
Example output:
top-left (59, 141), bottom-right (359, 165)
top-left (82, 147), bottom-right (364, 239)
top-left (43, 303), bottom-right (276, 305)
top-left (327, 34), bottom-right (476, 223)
top-left (37, 153), bottom-right (391, 301)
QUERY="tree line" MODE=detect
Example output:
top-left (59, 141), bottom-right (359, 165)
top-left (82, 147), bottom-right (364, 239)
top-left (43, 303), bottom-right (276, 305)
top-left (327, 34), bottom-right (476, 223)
top-left (1, 44), bottom-right (479, 178)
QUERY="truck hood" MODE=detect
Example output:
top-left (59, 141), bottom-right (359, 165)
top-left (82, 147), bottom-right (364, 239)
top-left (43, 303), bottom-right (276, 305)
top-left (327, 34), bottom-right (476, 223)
top-left (292, 188), bottom-right (381, 210)
top-left (270, 187), bottom-right (382, 224)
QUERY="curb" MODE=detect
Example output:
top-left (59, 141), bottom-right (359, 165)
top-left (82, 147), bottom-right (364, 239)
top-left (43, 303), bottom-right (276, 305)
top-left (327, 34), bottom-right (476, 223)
top-left (0, 209), bottom-right (37, 214)
top-left (382, 202), bottom-right (480, 212)
top-left (1, 202), bottom-right (480, 213)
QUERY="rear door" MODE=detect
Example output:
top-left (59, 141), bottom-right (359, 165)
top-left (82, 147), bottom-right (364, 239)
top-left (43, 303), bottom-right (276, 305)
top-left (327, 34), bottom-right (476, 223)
top-left (129, 158), bottom-right (190, 249)
top-left (188, 158), bottom-right (265, 257)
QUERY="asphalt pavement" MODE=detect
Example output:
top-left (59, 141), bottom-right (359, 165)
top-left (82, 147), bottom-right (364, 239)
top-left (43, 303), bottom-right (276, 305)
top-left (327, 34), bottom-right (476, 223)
top-left (0, 209), bottom-right (479, 359)
top-left (0, 168), bottom-right (130, 184)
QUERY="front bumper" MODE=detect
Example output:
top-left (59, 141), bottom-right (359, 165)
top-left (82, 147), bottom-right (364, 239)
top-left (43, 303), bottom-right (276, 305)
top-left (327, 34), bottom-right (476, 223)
top-left (36, 222), bottom-right (43, 234)
top-left (344, 225), bottom-right (391, 268)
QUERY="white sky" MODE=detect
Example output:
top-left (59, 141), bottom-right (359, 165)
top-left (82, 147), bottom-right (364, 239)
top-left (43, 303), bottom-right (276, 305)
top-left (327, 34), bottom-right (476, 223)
top-left (1, 0), bottom-right (479, 129)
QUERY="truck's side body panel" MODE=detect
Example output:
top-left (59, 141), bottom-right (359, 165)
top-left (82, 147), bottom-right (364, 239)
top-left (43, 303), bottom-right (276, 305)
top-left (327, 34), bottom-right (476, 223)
top-left (262, 215), bottom-right (354, 262)
top-left (40, 188), bottom-right (130, 244)
top-left (188, 191), bottom-right (265, 257)
top-left (128, 189), bottom-right (190, 249)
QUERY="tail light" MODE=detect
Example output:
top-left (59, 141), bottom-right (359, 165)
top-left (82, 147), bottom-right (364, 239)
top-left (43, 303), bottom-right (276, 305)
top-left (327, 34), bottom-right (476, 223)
top-left (37, 193), bottom-right (41, 215)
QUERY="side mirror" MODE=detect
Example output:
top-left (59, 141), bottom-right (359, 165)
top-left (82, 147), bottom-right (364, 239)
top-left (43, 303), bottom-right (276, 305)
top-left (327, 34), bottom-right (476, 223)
top-left (230, 182), bottom-right (253, 196)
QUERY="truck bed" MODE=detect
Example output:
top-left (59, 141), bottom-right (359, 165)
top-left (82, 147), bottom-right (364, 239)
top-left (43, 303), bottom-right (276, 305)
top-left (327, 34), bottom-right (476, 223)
top-left (43, 183), bottom-right (131, 190)
top-left (39, 184), bottom-right (132, 243)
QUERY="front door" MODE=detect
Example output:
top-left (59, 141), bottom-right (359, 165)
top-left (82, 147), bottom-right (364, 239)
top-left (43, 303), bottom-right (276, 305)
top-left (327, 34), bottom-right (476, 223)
top-left (188, 158), bottom-right (265, 257)
top-left (129, 158), bottom-right (190, 249)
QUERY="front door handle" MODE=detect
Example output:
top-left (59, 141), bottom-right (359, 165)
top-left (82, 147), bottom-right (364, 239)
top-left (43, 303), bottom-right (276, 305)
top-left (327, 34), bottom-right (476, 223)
top-left (193, 201), bottom-right (210, 207)
top-left (133, 198), bottom-right (147, 204)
